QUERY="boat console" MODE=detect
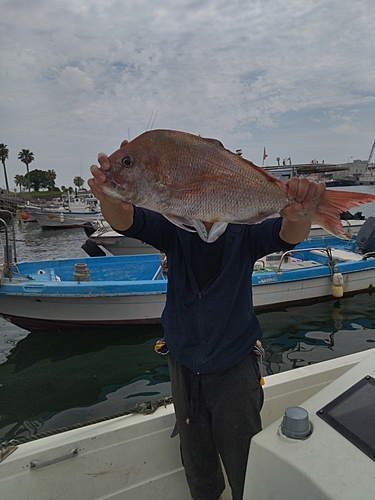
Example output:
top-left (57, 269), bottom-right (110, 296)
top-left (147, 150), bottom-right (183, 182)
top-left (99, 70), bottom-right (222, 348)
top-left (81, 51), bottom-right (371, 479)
top-left (244, 349), bottom-right (375, 499)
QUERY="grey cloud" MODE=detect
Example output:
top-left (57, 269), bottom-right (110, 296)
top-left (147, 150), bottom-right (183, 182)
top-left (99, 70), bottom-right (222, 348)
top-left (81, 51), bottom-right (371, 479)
top-left (1, 0), bottom-right (375, 188)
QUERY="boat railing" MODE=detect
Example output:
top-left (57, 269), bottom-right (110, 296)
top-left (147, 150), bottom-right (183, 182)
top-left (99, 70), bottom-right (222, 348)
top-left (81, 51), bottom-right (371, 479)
top-left (276, 247), bottom-right (336, 274)
top-left (276, 245), bottom-right (375, 274)
top-left (361, 252), bottom-right (375, 260)
top-left (152, 254), bottom-right (168, 280)
top-left (0, 210), bottom-right (17, 281)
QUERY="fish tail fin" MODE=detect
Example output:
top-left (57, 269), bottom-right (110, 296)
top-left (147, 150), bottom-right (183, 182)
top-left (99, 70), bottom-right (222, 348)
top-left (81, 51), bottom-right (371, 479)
top-left (312, 190), bottom-right (375, 238)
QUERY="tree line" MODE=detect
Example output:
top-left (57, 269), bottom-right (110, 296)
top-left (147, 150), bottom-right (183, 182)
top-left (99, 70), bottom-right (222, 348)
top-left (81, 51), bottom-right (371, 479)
top-left (0, 143), bottom-right (85, 194)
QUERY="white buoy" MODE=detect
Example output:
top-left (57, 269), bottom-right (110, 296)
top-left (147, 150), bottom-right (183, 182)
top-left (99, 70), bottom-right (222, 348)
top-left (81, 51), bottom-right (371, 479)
top-left (332, 271), bottom-right (344, 298)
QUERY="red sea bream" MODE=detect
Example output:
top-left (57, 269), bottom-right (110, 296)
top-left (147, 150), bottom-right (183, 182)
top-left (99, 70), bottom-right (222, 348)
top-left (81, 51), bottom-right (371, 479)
top-left (99, 129), bottom-right (375, 238)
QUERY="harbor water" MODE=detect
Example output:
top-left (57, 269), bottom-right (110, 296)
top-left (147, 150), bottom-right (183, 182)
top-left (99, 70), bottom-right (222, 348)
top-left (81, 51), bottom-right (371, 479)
top-left (1, 186), bottom-right (375, 445)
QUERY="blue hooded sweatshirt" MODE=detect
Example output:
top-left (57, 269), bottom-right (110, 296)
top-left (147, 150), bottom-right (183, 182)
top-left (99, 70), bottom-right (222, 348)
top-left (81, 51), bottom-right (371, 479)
top-left (119, 207), bottom-right (295, 374)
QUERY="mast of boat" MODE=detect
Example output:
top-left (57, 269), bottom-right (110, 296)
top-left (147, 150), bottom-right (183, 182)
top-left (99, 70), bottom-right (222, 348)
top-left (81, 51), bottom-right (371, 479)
top-left (365, 138), bottom-right (375, 171)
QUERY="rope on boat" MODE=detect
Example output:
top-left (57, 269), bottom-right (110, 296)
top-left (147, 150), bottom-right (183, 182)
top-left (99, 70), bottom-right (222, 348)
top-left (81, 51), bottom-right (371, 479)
top-left (0, 396), bottom-right (173, 458)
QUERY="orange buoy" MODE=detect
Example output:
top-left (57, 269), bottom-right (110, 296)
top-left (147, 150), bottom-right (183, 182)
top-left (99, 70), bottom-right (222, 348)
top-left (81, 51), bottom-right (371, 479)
top-left (21, 211), bottom-right (29, 220)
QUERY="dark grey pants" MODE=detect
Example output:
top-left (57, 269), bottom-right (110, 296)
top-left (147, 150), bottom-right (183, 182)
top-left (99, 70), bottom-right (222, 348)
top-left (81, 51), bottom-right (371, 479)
top-left (168, 352), bottom-right (264, 500)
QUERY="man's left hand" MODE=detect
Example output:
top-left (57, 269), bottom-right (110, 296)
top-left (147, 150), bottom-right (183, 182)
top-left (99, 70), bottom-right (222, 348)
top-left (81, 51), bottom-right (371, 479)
top-left (280, 177), bottom-right (326, 222)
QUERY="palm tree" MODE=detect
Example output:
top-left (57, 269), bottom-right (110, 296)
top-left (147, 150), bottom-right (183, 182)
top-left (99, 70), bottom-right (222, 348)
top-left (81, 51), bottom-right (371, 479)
top-left (18, 149), bottom-right (35, 193)
top-left (14, 174), bottom-right (26, 193)
top-left (0, 143), bottom-right (10, 192)
top-left (45, 169), bottom-right (57, 192)
top-left (73, 176), bottom-right (85, 189)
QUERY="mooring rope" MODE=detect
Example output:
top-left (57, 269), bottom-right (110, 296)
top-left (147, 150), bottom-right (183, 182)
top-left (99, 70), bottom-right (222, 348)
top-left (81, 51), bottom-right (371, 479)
top-left (0, 396), bottom-right (173, 453)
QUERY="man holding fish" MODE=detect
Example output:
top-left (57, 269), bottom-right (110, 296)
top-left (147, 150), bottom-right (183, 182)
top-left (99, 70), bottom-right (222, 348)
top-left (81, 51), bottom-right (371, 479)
top-left (89, 130), bottom-right (375, 500)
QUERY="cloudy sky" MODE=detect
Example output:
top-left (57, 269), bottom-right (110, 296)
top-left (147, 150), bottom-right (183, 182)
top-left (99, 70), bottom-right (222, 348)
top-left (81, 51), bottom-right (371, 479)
top-left (1, 0), bottom-right (375, 190)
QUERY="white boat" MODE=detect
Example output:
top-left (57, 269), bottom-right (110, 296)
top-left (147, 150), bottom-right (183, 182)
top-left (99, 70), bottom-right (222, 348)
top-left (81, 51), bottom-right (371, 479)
top-left (1, 218), bottom-right (375, 331)
top-left (28, 196), bottom-right (101, 229)
top-left (16, 202), bottom-right (41, 222)
top-left (82, 218), bottom-right (156, 256)
top-left (82, 216), bottom-right (366, 257)
top-left (358, 139), bottom-right (375, 185)
top-left (358, 171), bottom-right (375, 185)
top-left (309, 217), bottom-right (365, 237)
top-left (244, 349), bottom-right (375, 499)
top-left (1, 348), bottom-right (374, 499)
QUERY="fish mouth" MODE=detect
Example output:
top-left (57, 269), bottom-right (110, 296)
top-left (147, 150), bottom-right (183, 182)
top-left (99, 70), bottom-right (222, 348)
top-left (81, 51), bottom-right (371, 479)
top-left (101, 182), bottom-right (125, 201)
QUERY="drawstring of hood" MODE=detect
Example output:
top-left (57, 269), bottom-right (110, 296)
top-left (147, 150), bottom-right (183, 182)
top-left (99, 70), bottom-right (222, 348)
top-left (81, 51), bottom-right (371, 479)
top-left (192, 220), bottom-right (228, 243)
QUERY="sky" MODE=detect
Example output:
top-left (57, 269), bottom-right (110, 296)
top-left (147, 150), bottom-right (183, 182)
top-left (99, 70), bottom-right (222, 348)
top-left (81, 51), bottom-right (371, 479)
top-left (1, 0), bottom-right (375, 190)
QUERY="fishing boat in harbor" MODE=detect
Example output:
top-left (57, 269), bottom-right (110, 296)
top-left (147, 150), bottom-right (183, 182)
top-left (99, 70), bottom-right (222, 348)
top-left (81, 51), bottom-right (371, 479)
top-left (1, 210), bottom-right (375, 330)
top-left (357, 138), bottom-right (375, 185)
top-left (27, 195), bottom-right (101, 229)
top-left (1, 347), bottom-right (374, 499)
top-left (358, 168), bottom-right (375, 185)
top-left (82, 219), bottom-right (156, 256)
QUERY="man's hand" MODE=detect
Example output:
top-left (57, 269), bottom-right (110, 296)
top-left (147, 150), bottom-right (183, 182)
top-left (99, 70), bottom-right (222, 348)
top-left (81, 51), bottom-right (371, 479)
top-left (88, 141), bottom-right (132, 212)
top-left (88, 140), bottom-right (134, 231)
top-left (280, 177), bottom-right (326, 221)
top-left (279, 177), bottom-right (326, 243)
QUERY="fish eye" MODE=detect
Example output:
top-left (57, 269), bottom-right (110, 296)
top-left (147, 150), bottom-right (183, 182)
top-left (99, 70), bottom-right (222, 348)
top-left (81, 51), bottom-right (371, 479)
top-left (122, 155), bottom-right (134, 168)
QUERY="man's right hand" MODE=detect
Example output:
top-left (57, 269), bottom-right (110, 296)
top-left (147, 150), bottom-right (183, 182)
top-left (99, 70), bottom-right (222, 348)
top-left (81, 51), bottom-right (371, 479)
top-left (88, 141), bottom-right (135, 231)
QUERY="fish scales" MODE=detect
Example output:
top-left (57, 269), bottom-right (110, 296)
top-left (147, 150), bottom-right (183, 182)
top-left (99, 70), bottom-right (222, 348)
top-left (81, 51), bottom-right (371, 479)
top-left (100, 129), bottom-right (375, 238)
top-left (104, 130), bottom-right (288, 222)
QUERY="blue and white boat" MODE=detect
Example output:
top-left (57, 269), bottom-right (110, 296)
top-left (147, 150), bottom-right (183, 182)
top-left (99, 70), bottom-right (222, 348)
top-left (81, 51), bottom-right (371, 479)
top-left (1, 216), bottom-right (375, 331)
top-left (0, 252), bottom-right (168, 330)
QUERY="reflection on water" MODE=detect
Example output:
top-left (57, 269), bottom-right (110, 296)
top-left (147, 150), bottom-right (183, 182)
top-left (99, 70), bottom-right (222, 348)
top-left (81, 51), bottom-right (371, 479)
top-left (1, 189), bottom-right (375, 443)
top-left (0, 322), bottom-right (169, 443)
top-left (258, 294), bottom-right (375, 375)
top-left (12, 223), bottom-right (90, 262)
top-left (1, 293), bottom-right (375, 444)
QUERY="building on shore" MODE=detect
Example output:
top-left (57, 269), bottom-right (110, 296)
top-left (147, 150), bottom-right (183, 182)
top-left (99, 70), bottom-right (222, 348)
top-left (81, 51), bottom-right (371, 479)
top-left (263, 159), bottom-right (375, 186)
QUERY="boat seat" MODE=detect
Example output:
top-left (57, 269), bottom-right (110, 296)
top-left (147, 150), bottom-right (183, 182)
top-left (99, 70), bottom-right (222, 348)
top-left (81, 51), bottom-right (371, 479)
top-left (311, 249), bottom-right (362, 262)
top-left (280, 259), bottom-right (322, 269)
top-left (254, 259), bottom-right (321, 272)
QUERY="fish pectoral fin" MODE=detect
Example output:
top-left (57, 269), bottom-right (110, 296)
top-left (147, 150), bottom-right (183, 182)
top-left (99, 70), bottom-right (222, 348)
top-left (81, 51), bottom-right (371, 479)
top-left (163, 214), bottom-right (196, 232)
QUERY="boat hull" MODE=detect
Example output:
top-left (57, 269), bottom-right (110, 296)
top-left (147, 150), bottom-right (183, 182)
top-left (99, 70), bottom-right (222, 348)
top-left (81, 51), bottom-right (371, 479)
top-left (32, 211), bottom-right (102, 229)
top-left (1, 267), bottom-right (374, 330)
top-left (0, 294), bottom-right (165, 330)
top-left (253, 266), bottom-right (375, 310)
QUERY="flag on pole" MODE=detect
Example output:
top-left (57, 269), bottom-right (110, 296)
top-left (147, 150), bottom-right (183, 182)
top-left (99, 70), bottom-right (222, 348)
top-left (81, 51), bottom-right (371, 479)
top-left (263, 147), bottom-right (268, 161)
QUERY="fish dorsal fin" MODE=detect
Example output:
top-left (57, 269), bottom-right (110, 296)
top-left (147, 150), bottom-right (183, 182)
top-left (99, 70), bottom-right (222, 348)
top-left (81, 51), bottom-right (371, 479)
top-left (239, 157), bottom-right (288, 190)
top-left (163, 214), bottom-right (196, 232)
top-left (201, 137), bottom-right (225, 148)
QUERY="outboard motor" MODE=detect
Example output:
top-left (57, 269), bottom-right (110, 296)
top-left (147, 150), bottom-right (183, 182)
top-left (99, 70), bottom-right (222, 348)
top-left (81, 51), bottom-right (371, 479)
top-left (356, 216), bottom-right (375, 253)
top-left (81, 239), bottom-right (106, 257)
